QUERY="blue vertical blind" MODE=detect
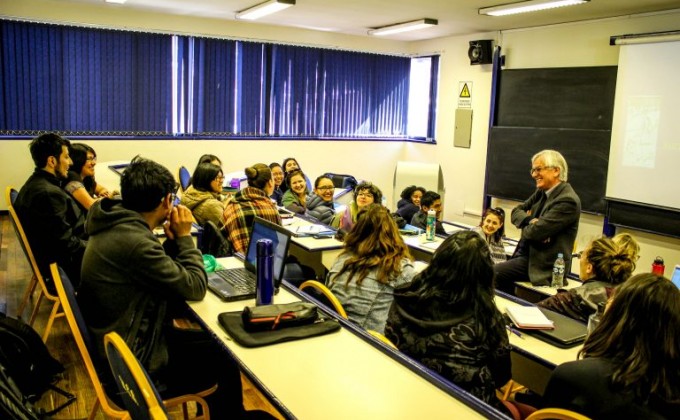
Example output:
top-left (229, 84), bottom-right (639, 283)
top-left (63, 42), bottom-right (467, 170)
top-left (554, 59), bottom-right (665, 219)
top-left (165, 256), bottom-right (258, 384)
top-left (0, 20), bottom-right (172, 135)
top-left (0, 20), bottom-right (431, 140)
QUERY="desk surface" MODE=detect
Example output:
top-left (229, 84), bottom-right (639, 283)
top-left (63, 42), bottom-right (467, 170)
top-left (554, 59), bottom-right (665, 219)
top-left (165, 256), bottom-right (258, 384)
top-left (188, 257), bottom-right (498, 419)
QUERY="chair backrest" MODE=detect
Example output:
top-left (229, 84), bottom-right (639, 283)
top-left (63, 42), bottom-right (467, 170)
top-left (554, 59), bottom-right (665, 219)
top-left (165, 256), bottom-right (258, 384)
top-left (104, 332), bottom-right (169, 420)
top-left (525, 408), bottom-right (591, 420)
top-left (299, 280), bottom-right (348, 319)
top-left (49, 263), bottom-right (128, 419)
top-left (178, 166), bottom-right (191, 192)
top-left (5, 186), bottom-right (18, 207)
top-left (6, 188), bottom-right (55, 298)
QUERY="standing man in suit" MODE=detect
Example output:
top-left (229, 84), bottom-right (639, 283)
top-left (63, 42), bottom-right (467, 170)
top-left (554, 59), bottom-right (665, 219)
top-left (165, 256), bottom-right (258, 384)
top-left (494, 150), bottom-right (581, 293)
top-left (14, 133), bottom-right (87, 289)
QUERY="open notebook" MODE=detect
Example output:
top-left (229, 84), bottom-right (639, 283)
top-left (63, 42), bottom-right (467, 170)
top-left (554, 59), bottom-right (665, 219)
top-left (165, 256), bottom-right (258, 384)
top-left (505, 305), bottom-right (554, 329)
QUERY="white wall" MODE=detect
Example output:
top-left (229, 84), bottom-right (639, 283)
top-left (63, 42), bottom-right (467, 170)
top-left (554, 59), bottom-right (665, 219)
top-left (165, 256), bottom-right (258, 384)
top-left (2, 1), bottom-right (680, 275)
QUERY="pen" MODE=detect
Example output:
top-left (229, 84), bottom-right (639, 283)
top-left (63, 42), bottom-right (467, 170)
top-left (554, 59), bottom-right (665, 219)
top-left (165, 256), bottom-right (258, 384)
top-left (506, 325), bottom-right (524, 339)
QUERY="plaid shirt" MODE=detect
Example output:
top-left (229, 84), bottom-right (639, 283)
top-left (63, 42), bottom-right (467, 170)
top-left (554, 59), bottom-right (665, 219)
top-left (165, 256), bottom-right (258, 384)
top-left (222, 187), bottom-right (281, 254)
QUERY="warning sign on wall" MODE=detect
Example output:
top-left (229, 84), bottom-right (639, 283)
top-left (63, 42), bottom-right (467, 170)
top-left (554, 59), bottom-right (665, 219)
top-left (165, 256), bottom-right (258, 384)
top-left (458, 81), bottom-right (472, 108)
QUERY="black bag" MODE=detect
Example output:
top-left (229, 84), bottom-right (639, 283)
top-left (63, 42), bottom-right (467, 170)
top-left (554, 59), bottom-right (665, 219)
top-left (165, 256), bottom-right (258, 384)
top-left (0, 362), bottom-right (40, 420)
top-left (241, 302), bottom-right (318, 332)
top-left (0, 312), bottom-right (75, 415)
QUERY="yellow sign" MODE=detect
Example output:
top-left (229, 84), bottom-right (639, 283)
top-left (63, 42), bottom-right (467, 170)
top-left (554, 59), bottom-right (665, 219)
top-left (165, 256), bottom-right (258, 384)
top-left (459, 83), bottom-right (471, 98)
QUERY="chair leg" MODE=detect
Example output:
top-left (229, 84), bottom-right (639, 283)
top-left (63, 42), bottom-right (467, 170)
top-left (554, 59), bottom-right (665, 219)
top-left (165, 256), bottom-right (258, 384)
top-left (41, 301), bottom-right (61, 343)
top-left (16, 274), bottom-right (38, 319)
top-left (28, 289), bottom-right (45, 326)
top-left (88, 399), bottom-right (100, 420)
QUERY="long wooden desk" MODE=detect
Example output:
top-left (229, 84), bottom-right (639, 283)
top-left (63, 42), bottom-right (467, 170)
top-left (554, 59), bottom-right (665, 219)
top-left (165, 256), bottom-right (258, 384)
top-left (282, 216), bottom-right (344, 279)
top-left (187, 257), bottom-right (504, 419)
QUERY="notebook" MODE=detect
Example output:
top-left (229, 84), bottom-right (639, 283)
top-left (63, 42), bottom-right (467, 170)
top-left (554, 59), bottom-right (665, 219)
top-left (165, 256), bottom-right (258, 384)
top-left (524, 307), bottom-right (588, 349)
top-left (207, 217), bottom-right (292, 301)
top-left (669, 264), bottom-right (680, 289)
top-left (506, 305), bottom-right (554, 329)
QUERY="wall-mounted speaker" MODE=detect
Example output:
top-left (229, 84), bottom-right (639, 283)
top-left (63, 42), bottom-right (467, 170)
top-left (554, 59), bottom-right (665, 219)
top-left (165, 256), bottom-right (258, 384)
top-left (468, 40), bottom-right (493, 65)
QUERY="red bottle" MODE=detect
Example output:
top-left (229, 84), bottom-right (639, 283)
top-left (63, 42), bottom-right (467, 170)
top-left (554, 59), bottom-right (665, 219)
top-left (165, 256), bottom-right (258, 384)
top-left (652, 256), bottom-right (665, 276)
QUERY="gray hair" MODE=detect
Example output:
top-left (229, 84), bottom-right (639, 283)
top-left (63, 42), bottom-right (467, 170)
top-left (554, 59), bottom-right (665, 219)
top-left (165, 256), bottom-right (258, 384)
top-left (532, 149), bottom-right (568, 182)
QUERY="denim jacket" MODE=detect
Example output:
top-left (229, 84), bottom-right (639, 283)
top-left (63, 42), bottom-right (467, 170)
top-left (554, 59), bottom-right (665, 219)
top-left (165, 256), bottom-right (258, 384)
top-left (326, 254), bottom-right (416, 333)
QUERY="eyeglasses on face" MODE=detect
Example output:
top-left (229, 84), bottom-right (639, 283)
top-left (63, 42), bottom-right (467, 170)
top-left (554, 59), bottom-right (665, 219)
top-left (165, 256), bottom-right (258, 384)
top-left (530, 166), bottom-right (554, 175)
top-left (357, 192), bottom-right (373, 198)
top-left (317, 185), bottom-right (334, 191)
top-left (86, 156), bottom-right (97, 162)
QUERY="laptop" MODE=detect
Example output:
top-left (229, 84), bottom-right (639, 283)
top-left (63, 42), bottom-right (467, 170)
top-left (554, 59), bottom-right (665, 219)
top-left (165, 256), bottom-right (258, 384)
top-left (207, 217), bottom-right (292, 301)
top-left (524, 307), bottom-right (588, 349)
top-left (671, 265), bottom-right (680, 289)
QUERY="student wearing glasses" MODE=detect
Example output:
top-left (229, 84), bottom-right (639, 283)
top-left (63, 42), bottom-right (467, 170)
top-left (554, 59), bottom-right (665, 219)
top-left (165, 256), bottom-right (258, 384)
top-left (538, 236), bottom-right (636, 322)
top-left (180, 163), bottom-right (227, 227)
top-left (331, 181), bottom-right (383, 231)
top-left (64, 143), bottom-right (114, 212)
top-left (269, 162), bottom-right (285, 205)
top-left (282, 169), bottom-right (311, 214)
top-left (306, 175), bottom-right (336, 225)
top-left (494, 150), bottom-right (581, 293)
top-left (472, 207), bottom-right (507, 264)
top-left (542, 273), bottom-right (680, 418)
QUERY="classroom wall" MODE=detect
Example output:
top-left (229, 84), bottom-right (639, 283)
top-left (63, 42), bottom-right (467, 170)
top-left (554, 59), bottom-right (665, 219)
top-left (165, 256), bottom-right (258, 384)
top-left (2, 0), bottom-right (680, 275)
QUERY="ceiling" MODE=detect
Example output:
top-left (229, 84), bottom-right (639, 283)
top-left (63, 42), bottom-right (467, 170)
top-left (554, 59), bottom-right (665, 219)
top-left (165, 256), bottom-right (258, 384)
top-left (70, 0), bottom-right (680, 41)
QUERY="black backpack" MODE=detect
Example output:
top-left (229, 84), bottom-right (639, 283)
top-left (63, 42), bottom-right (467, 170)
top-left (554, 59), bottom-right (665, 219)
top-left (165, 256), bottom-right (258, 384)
top-left (0, 362), bottom-right (40, 420)
top-left (0, 312), bottom-right (75, 416)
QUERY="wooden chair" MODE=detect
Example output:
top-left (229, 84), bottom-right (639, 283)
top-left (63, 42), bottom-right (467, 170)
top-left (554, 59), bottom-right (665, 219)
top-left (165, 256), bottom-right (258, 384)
top-left (299, 280), bottom-right (348, 319)
top-left (50, 263), bottom-right (215, 420)
top-left (105, 331), bottom-right (212, 420)
top-left (5, 186), bottom-right (63, 342)
top-left (526, 407), bottom-right (591, 420)
top-left (178, 166), bottom-right (191, 193)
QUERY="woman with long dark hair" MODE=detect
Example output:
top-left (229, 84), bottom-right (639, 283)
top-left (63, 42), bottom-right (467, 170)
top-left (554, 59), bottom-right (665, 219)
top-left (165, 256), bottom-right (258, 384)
top-left (64, 143), bottom-right (113, 211)
top-left (327, 204), bottom-right (415, 333)
top-left (180, 163), bottom-right (226, 227)
top-left (543, 273), bottom-right (680, 418)
top-left (385, 230), bottom-right (511, 407)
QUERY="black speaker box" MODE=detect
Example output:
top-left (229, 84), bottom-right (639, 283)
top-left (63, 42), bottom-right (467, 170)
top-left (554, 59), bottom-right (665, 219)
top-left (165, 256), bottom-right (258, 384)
top-left (468, 40), bottom-right (493, 65)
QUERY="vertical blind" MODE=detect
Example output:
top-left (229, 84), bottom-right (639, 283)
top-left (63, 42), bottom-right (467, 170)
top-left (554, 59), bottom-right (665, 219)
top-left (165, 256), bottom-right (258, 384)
top-left (0, 19), bottom-right (423, 140)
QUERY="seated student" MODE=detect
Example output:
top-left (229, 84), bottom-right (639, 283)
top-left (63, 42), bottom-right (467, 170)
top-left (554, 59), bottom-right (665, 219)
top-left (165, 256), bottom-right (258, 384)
top-left (189, 154), bottom-right (222, 187)
top-left (410, 191), bottom-right (447, 235)
top-left (306, 175), bottom-right (336, 225)
top-left (222, 163), bottom-right (282, 255)
top-left (331, 181), bottom-right (383, 232)
top-left (395, 185), bottom-right (425, 224)
top-left (471, 207), bottom-right (507, 264)
top-left (613, 232), bottom-right (641, 262)
top-left (269, 162), bottom-right (285, 206)
top-left (385, 230), bottom-right (512, 408)
top-left (542, 273), bottom-right (680, 418)
top-left (63, 143), bottom-right (114, 213)
top-left (327, 205), bottom-right (416, 333)
top-left (281, 157), bottom-right (312, 192)
top-left (537, 236), bottom-right (636, 322)
top-left (281, 169), bottom-right (310, 214)
top-left (180, 163), bottom-right (226, 227)
top-left (15, 133), bottom-right (87, 288)
top-left (78, 156), bottom-right (271, 419)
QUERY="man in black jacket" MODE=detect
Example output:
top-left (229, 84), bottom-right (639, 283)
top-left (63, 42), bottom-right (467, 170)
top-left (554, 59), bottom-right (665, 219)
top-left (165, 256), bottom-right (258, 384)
top-left (14, 133), bottom-right (87, 289)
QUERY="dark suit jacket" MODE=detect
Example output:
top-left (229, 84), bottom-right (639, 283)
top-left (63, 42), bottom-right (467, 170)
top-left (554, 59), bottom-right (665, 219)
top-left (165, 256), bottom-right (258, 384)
top-left (511, 182), bottom-right (580, 285)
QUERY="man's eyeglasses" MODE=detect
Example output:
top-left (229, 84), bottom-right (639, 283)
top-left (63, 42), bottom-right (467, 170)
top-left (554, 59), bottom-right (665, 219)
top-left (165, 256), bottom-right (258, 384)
top-left (530, 166), bottom-right (554, 175)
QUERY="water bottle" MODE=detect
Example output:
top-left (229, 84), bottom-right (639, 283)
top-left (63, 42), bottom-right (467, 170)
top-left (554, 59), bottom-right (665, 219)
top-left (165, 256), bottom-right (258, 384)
top-left (256, 239), bottom-right (274, 306)
top-left (652, 256), bottom-right (665, 276)
top-left (425, 209), bottom-right (436, 241)
top-left (551, 253), bottom-right (565, 288)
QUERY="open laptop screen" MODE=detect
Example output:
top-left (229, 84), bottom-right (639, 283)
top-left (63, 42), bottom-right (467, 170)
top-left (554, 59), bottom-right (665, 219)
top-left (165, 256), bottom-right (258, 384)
top-left (671, 265), bottom-right (680, 289)
top-left (245, 218), bottom-right (291, 287)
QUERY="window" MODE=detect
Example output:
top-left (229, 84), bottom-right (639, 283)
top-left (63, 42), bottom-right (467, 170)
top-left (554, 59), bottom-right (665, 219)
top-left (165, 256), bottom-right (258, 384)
top-left (0, 20), bottom-right (438, 142)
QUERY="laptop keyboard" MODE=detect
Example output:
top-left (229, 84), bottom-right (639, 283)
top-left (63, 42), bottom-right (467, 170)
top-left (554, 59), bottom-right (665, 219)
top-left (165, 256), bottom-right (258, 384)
top-left (211, 268), bottom-right (255, 294)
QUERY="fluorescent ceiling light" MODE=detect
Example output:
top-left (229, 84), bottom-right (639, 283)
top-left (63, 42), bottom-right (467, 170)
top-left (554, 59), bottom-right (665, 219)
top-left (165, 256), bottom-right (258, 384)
top-left (236, 0), bottom-right (295, 21)
top-left (611, 30), bottom-right (680, 46)
top-left (479, 0), bottom-right (589, 17)
top-left (368, 19), bottom-right (438, 36)
top-left (105, 0), bottom-right (127, 4)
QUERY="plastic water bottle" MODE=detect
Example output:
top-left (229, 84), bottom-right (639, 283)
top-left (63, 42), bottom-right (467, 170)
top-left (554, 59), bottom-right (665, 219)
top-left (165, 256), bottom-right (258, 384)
top-left (652, 256), bottom-right (665, 276)
top-left (551, 253), bottom-right (565, 288)
top-left (256, 239), bottom-right (274, 306)
top-left (425, 209), bottom-right (436, 241)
